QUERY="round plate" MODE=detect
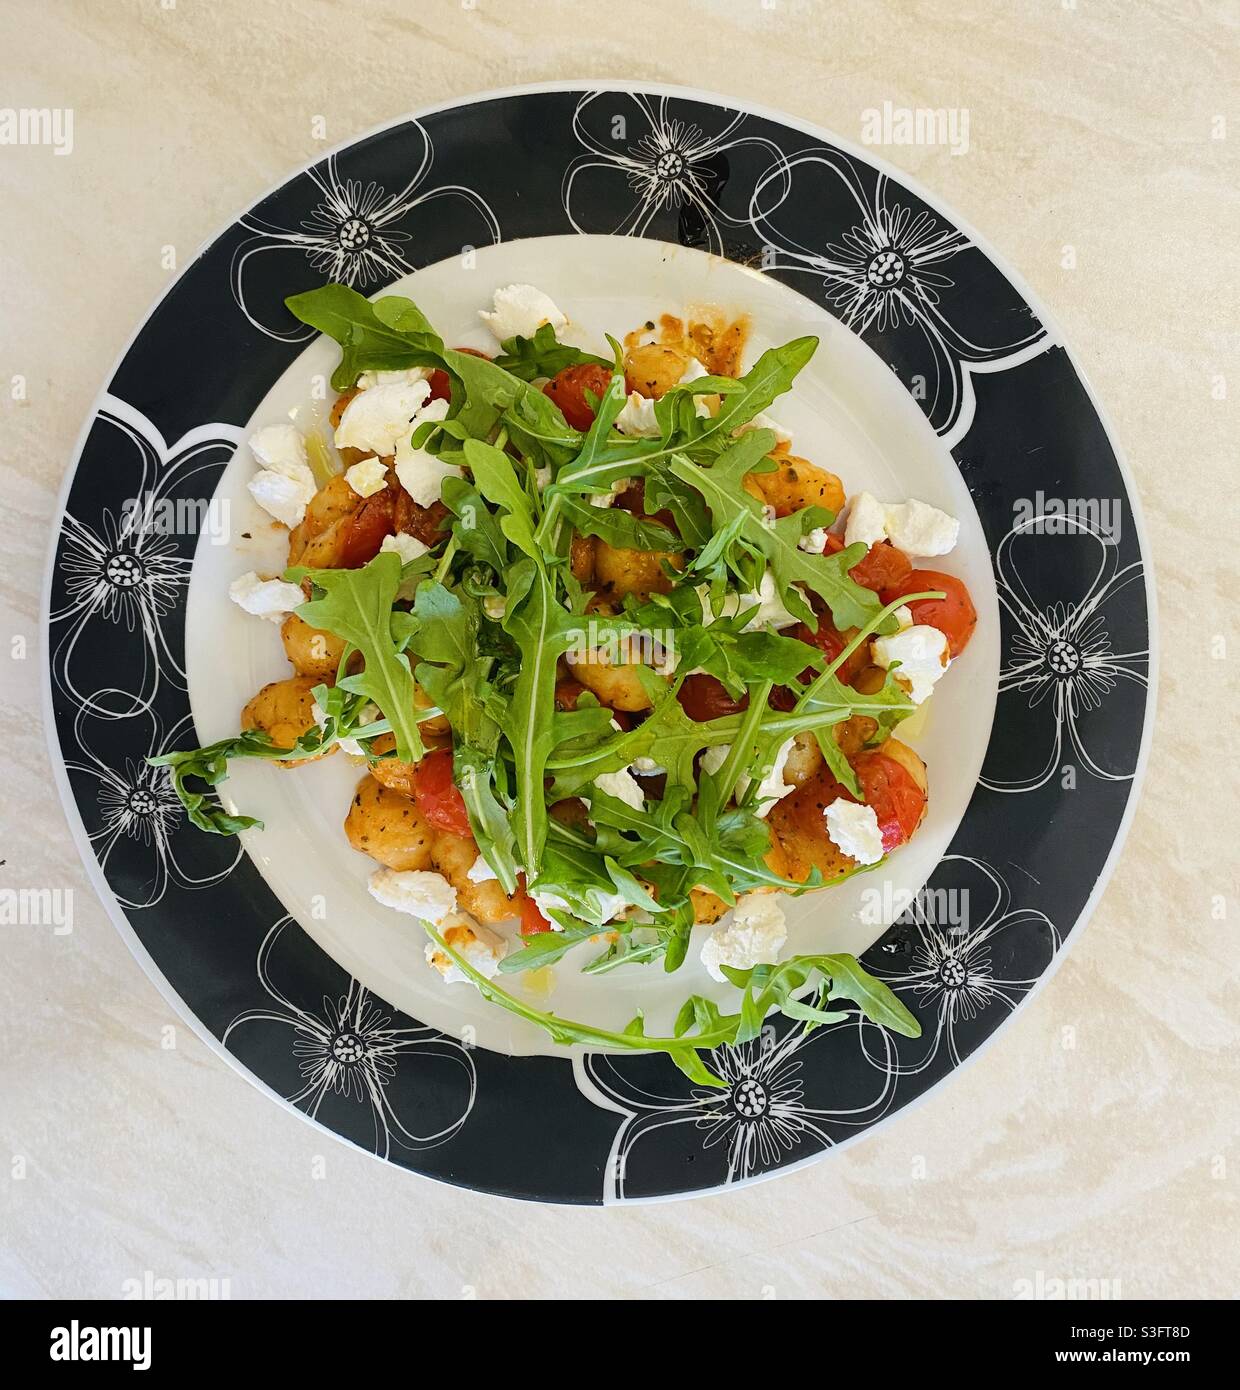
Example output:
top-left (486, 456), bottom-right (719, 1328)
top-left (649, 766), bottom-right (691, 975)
top-left (44, 83), bottom-right (1154, 1203)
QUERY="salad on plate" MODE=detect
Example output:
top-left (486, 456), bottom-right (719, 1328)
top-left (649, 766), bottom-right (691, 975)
top-left (154, 280), bottom-right (979, 1085)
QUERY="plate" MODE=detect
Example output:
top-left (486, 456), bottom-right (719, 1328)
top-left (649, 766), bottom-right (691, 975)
top-left (44, 83), bottom-right (1153, 1203)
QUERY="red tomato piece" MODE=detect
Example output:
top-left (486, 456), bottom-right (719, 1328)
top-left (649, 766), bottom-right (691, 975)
top-left (852, 751), bottom-right (926, 852)
top-left (410, 748), bottom-right (472, 836)
top-left (542, 363), bottom-right (613, 431)
top-left (848, 541), bottom-right (912, 593)
top-left (518, 893), bottom-right (553, 935)
top-left (880, 568), bottom-right (977, 658)
top-left (338, 488), bottom-right (396, 568)
top-left (786, 613), bottom-right (869, 686)
top-left (677, 673), bottom-right (749, 723)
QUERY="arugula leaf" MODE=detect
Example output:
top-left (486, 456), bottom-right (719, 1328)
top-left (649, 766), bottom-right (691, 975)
top-left (493, 323), bottom-right (610, 381)
top-left (554, 493), bottom-right (681, 552)
top-left (669, 438), bottom-right (889, 634)
top-left (285, 285), bottom-right (444, 390)
top-left (422, 923), bottom-right (920, 1086)
top-left (288, 553), bottom-right (425, 763)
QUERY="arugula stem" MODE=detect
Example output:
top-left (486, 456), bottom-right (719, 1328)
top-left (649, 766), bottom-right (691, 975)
top-left (422, 922), bottom-right (731, 1084)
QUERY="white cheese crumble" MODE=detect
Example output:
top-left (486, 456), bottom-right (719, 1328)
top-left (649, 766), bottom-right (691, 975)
top-left (798, 526), bottom-right (830, 554)
top-left (357, 366), bottom-right (430, 390)
top-left (393, 398), bottom-right (457, 505)
top-left (368, 867), bottom-right (457, 924)
top-left (614, 391), bottom-right (661, 438)
top-left (227, 571), bottom-right (305, 623)
top-left (823, 799), bottom-right (885, 866)
top-left (478, 283), bottom-right (568, 343)
top-left (334, 377), bottom-right (433, 457)
top-left (424, 914), bottom-right (508, 985)
top-left (344, 456), bottom-right (389, 498)
top-left (379, 531), bottom-right (430, 566)
top-left (312, 698), bottom-right (379, 757)
top-left (699, 892), bottom-right (788, 982)
top-left (466, 854), bottom-right (498, 884)
top-left (871, 623), bottom-right (950, 704)
top-left (632, 755), bottom-right (665, 775)
top-left (593, 768), bottom-right (645, 811)
top-left (699, 571), bottom-right (801, 631)
top-left (246, 423), bottom-right (317, 528)
top-left (843, 491), bottom-right (959, 557)
top-left (587, 476), bottom-right (634, 508)
top-left (743, 411), bottom-right (794, 445)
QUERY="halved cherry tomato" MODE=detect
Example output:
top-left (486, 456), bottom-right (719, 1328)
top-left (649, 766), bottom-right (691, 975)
top-left (338, 487), bottom-right (396, 568)
top-left (518, 893), bottom-right (553, 935)
top-left (543, 363), bottom-right (614, 431)
top-left (409, 748), bottom-right (472, 837)
top-left (849, 541), bottom-right (912, 594)
top-left (677, 673), bottom-right (749, 722)
top-left (880, 568), bottom-right (977, 658)
top-left (427, 347), bottom-right (491, 405)
top-left (852, 751), bottom-right (927, 852)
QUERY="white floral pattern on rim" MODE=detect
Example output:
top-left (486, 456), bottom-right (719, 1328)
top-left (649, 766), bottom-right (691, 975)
top-left (51, 395), bottom-right (242, 720)
top-left (748, 146), bottom-right (1049, 442)
top-left (224, 917), bottom-right (477, 1158)
top-left (980, 514), bottom-right (1148, 793)
top-left (861, 856), bottom-right (1061, 1075)
top-left (63, 698), bottom-right (242, 909)
top-left (562, 91), bottom-right (788, 256)
top-left (230, 125), bottom-right (500, 341)
top-left (575, 1018), bottom-right (898, 1202)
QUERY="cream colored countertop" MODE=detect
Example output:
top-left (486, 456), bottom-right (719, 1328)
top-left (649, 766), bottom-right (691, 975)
top-left (1, 0), bottom-right (1236, 1299)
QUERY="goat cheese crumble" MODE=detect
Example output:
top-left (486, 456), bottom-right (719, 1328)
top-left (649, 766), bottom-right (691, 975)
top-left (871, 624), bottom-right (950, 704)
top-left (843, 491), bottom-right (959, 557)
top-left (823, 799), bottom-right (884, 865)
top-left (334, 378), bottom-right (433, 457)
top-left (368, 867), bottom-right (457, 924)
top-left (344, 457), bottom-right (389, 498)
top-left (699, 892), bottom-right (788, 982)
top-left (478, 283), bottom-right (568, 343)
top-left (593, 768), bottom-right (645, 811)
top-left (379, 531), bottom-right (430, 566)
top-left (424, 915), bottom-right (509, 985)
top-left (246, 423), bottom-right (317, 528)
top-left (393, 398), bottom-right (457, 505)
top-left (228, 571), bottom-right (305, 623)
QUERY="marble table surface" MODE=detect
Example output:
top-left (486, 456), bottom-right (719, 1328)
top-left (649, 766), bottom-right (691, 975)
top-left (1, 0), bottom-right (1235, 1299)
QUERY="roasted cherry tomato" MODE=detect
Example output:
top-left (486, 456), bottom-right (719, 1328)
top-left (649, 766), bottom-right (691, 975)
top-left (410, 748), bottom-right (472, 837)
top-left (338, 487), bottom-right (396, 568)
top-left (852, 751), bottom-right (927, 852)
top-left (677, 672), bottom-right (749, 723)
top-left (881, 568), bottom-right (977, 658)
top-left (542, 363), bottom-right (614, 431)
top-left (786, 612), bottom-right (869, 686)
top-left (518, 893), bottom-right (553, 935)
top-left (848, 540), bottom-right (912, 593)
